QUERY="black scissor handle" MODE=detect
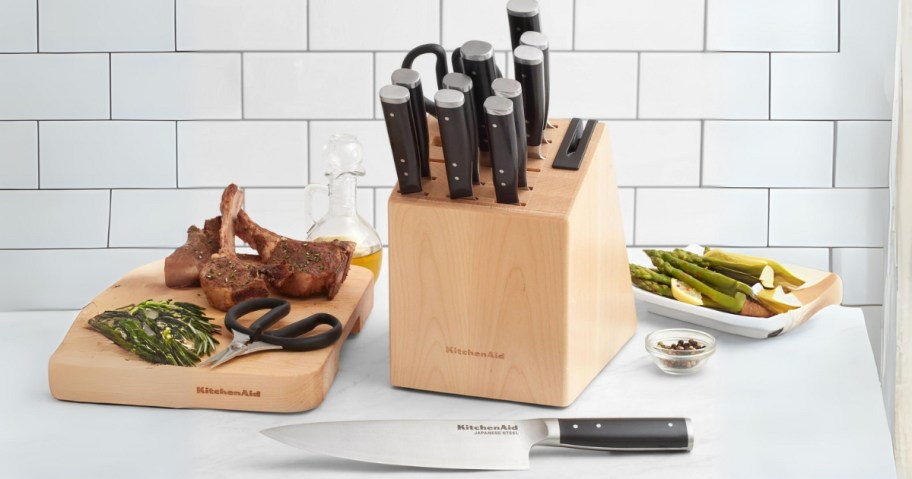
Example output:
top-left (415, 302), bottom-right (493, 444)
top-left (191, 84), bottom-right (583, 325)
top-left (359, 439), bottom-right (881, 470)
top-left (261, 313), bottom-right (343, 351)
top-left (403, 43), bottom-right (449, 116)
top-left (225, 298), bottom-right (291, 342)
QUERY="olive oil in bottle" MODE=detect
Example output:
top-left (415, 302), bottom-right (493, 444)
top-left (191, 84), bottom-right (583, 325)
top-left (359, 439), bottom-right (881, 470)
top-left (303, 134), bottom-right (384, 282)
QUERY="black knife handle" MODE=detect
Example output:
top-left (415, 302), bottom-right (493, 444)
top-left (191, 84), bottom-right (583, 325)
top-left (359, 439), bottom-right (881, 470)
top-left (380, 86), bottom-right (423, 195)
top-left (392, 69), bottom-right (430, 178)
top-left (443, 73), bottom-right (480, 184)
top-left (557, 418), bottom-right (692, 451)
top-left (492, 78), bottom-right (527, 189)
top-left (514, 47), bottom-right (546, 150)
top-left (461, 41), bottom-right (497, 152)
top-left (520, 31), bottom-right (550, 127)
top-left (484, 96), bottom-right (520, 205)
top-left (435, 91), bottom-right (474, 199)
top-left (402, 43), bottom-right (448, 115)
top-left (507, 0), bottom-right (542, 49)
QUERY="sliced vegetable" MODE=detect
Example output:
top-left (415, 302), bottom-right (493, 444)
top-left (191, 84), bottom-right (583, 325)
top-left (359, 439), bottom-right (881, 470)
top-left (671, 279), bottom-right (703, 306)
top-left (651, 257), bottom-right (746, 314)
top-left (703, 248), bottom-right (804, 289)
top-left (756, 286), bottom-right (802, 315)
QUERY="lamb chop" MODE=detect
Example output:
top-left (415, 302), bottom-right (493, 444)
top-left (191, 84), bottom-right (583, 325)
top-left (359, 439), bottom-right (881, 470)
top-left (164, 216), bottom-right (222, 288)
top-left (236, 210), bottom-right (355, 299)
top-left (198, 185), bottom-right (270, 311)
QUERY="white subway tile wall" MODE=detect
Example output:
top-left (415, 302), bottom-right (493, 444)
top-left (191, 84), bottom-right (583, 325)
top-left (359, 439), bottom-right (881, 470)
top-left (0, 0), bottom-right (895, 368)
top-left (705, 0), bottom-right (838, 52)
top-left (39, 0), bottom-right (174, 52)
top-left (0, 0), bottom-right (38, 52)
top-left (702, 121), bottom-right (833, 187)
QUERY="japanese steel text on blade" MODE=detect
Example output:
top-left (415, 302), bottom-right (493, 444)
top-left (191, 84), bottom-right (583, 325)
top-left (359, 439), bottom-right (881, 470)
top-left (261, 419), bottom-right (550, 470)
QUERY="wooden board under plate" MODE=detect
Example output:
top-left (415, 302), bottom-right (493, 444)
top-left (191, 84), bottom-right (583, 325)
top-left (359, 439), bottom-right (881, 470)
top-left (48, 260), bottom-right (374, 413)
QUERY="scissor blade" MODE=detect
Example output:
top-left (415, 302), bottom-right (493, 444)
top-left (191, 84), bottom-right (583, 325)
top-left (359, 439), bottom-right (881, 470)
top-left (262, 419), bottom-right (549, 470)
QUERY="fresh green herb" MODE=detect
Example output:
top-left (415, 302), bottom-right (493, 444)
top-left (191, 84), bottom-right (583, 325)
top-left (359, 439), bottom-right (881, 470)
top-left (88, 299), bottom-right (220, 367)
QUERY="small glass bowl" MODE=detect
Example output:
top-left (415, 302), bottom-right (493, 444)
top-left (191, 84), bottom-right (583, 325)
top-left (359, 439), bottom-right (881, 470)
top-left (645, 328), bottom-right (716, 375)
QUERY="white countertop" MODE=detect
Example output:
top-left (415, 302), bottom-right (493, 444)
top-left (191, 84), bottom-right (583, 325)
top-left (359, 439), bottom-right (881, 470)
top-left (1, 272), bottom-right (896, 478)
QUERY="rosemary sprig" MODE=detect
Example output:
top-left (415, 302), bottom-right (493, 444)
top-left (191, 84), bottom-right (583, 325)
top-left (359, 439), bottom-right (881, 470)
top-left (88, 299), bottom-right (220, 367)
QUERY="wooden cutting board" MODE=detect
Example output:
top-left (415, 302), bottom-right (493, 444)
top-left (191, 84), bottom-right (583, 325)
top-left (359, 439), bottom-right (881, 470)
top-left (48, 259), bottom-right (374, 413)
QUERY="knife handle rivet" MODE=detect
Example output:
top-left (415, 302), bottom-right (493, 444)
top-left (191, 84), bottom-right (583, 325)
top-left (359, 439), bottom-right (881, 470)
top-left (444, 117), bottom-right (450, 121)
top-left (596, 424), bottom-right (602, 428)
top-left (668, 423), bottom-right (674, 427)
top-left (492, 124), bottom-right (498, 128)
top-left (572, 424), bottom-right (578, 429)
top-left (499, 169), bottom-right (504, 174)
top-left (501, 182), bottom-right (506, 187)
top-left (455, 176), bottom-right (460, 181)
top-left (400, 158), bottom-right (405, 163)
top-left (389, 113), bottom-right (395, 117)
top-left (452, 163), bottom-right (457, 167)
top-left (404, 172), bottom-right (409, 176)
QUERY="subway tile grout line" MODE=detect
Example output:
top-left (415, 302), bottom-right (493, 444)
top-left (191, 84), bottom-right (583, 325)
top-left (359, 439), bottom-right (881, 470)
top-left (173, 0), bottom-right (177, 51)
top-left (702, 0), bottom-right (708, 51)
top-left (832, 121), bottom-right (838, 187)
top-left (106, 189), bottom-right (113, 247)
top-left (372, 53), bottom-right (377, 119)
top-left (631, 187), bottom-right (637, 245)
top-left (306, 0), bottom-right (311, 50)
top-left (837, 0), bottom-right (841, 53)
top-left (698, 120), bottom-right (704, 186)
top-left (766, 188), bottom-right (771, 246)
top-left (439, 0), bottom-right (443, 45)
top-left (767, 53), bottom-right (771, 120)
top-left (240, 53), bottom-right (245, 119)
top-left (35, 0), bottom-right (39, 52)
top-left (174, 121), bottom-right (179, 187)
top-left (108, 53), bottom-right (112, 119)
top-left (36, 122), bottom-right (40, 189)
top-left (635, 53), bottom-right (640, 119)
top-left (572, 0), bottom-right (577, 50)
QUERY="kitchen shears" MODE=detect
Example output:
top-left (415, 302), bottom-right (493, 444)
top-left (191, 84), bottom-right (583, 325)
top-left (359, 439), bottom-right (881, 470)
top-left (199, 297), bottom-right (343, 368)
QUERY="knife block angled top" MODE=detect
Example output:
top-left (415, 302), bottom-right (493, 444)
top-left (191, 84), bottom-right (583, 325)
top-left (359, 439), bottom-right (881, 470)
top-left (387, 117), bottom-right (637, 407)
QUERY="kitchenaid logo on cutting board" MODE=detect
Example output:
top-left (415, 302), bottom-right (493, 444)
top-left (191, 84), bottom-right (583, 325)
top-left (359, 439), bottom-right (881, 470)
top-left (457, 424), bottom-right (520, 436)
top-left (445, 346), bottom-right (505, 359)
top-left (196, 386), bottom-right (261, 397)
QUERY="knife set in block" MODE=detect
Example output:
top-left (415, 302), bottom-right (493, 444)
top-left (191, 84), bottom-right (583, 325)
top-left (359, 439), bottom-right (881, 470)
top-left (388, 117), bottom-right (637, 407)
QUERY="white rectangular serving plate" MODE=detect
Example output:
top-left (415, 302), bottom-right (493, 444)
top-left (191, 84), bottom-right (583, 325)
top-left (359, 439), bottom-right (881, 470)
top-left (629, 248), bottom-right (843, 339)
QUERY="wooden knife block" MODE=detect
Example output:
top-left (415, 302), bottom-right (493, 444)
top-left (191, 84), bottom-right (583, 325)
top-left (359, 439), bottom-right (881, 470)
top-left (387, 118), bottom-right (637, 407)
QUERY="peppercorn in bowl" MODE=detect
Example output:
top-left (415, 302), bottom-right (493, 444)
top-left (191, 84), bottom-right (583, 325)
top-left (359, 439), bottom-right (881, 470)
top-left (645, 328), bottom-right (716, 375)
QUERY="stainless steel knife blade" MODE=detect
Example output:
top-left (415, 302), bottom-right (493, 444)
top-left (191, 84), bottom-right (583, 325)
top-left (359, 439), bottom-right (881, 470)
top-left (262, 417), bottom-right (693, 471)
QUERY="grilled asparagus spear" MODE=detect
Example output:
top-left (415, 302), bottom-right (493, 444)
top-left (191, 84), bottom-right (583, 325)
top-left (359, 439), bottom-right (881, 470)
top-left (646, 250), bottom-right (755, 299)
top-left (630, 264), bottom-right (672, 285)
top-left (632, 277), bottom-right (673, 298)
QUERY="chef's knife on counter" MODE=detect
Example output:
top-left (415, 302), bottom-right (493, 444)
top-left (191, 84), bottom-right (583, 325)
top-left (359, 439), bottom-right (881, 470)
top-left (434, 90), bottom-right (475, 199)
top-left (513, 45), bottom-right (546, 159)
top-left (484, 96), bottom-right (521, 204)
top-left (263, 417), bottom-right (693, 470)
top-left (392, 68), bottom-right (431, 178)
top-left (507, 0), bottom-right (542, 49)
top-left (461, 40), bottom-right (499, 152)
top-left (492, 78), bottom-right (529, 188)
top-left (519, 31), bottom-right (555, 130)
top-left (442, 72), bottom-right (480, 184)
top-left (379, 85), bottom-right (423, 194)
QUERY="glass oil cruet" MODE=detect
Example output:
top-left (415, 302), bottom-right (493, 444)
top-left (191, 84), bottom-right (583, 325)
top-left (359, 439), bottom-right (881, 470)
top-left (303, 133), bottom-right (383, 281)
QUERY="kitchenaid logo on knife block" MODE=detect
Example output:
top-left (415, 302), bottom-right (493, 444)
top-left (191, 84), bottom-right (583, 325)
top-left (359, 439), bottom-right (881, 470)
top-left (457, 424), bottom-right (520, 436)
top-left (445, 346), bottom-right (505, 359)
top-left (196, 386), bottom-right (261, 397)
